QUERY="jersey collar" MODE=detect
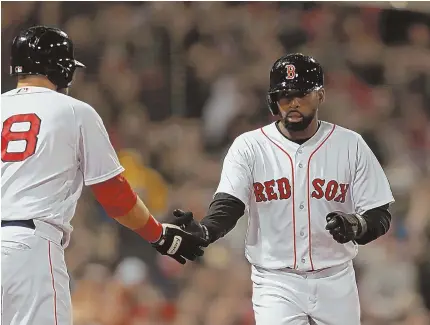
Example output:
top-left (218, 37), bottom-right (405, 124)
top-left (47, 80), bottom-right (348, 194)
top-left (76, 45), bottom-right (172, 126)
top-left (3, 86), bottom-right (54, 96)
top-left (263, 120), bottom-right (335, 149)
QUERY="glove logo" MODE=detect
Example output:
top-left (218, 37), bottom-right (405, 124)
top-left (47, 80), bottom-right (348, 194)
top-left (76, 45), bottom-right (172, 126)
top-left (167, 235), bottom-right (182, 255)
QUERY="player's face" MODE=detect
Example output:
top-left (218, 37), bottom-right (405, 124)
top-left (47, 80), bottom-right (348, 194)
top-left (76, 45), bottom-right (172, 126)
top-left (277, 89), bottom-right (325, 132)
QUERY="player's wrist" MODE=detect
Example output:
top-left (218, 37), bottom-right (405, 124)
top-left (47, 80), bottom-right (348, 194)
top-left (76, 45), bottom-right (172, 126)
top-left (200, 224), bottom-right (211, 244)
top-left (135, 215), bottom-right (163, 243)
top-left (353, 214), bottom-right (367, 238)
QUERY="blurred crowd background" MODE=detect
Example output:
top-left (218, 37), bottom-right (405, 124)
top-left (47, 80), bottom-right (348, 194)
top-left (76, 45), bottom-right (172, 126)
top-left (2, 2), bottom-right (430, 325)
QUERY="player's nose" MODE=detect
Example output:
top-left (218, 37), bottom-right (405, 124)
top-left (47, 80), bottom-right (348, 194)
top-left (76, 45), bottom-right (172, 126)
top-left (278, 98), bottom-right (300, 114)
top-left (289, 97), bottom-right (300, 109)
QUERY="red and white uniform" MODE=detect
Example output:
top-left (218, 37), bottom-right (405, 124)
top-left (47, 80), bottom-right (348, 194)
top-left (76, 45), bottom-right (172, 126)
top-left (2, 86), bottom-right (124, 245)
top-left (1, 86), bottom-right (124, 325)
top-left (216, 121), bottom-right (394, 325)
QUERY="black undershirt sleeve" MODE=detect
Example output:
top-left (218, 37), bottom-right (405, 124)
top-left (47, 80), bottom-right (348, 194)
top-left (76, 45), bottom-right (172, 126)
top-left (355, 203), bottom-right (391, 245)
top-left (199, 192), bottom-right (391, 245)
top-left (200, 192), bottom-right (245, 243)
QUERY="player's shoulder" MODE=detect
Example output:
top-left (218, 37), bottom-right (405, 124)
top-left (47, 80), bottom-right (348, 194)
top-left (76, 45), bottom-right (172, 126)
top-left (36, 89), bottom-right (98, 121)
top-left (223, 126), bottom-right (261, 156)
top-left (327, 121), bottom-right (363, 142)
top-left (47, 90), bottom-right (93, 112)
top-left (2, 86), bottom-right (91, 110)
top-left (237, 122), bottom-right (275, 140)
top-left (231, 124), bottom-right (270, 146)
top-left (42, 91), bottom-right (99, 121)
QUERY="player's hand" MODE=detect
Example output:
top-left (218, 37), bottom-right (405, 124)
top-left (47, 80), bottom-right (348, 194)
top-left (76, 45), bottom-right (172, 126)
top-left (325, 211), bottom-right (361, 244)
top-left (170, 209), bottom-right (210, 247)
top-left (151, 221), bottom-right (206, 264)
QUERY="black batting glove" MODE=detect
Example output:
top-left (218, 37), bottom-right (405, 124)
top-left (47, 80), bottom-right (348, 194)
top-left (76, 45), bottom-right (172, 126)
top-left (325, 211), bottom-right (363, 244)
top-left (171, 209), bottom-right (210, 247)
top-left (152, 220), bottom-right (206, 264)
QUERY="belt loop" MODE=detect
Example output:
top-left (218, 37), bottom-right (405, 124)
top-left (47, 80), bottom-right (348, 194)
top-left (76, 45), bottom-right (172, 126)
top-left (33, 220), bottom-right (63, 246)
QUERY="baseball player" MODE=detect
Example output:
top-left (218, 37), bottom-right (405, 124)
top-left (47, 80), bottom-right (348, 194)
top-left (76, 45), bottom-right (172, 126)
top-left (1, 26), bottom-right (205, 325)
top-left (173, 53), bottom-right (395, 325)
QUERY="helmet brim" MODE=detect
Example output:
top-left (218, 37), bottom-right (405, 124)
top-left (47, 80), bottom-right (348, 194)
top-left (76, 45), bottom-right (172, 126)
top-left (75, 60), bottom-right (86, 68)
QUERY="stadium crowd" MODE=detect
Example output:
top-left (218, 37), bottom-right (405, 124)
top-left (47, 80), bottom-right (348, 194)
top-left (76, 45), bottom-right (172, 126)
top-left (2, 2), bottom-right (430, 325)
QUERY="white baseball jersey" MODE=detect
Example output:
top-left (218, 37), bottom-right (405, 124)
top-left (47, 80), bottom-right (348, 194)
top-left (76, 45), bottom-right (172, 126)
top-left (216, 121), bottom-right (394, 271)
top-left (1, 86), bottom-right (124, 246)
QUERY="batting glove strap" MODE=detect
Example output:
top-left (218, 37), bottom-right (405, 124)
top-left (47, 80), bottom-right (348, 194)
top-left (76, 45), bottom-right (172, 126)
top-left (201, 225), bottom-right (210, 243)
top-left (151, 224), bottom-right (205, 264)
top-left (151, 224), bottom-right (182, 254)
top-left (354, 214), bottom-right (367, 239)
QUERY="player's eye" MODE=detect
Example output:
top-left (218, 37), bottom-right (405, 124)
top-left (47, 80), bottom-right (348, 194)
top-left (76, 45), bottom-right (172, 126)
top-left (276, 91), bottom-right (307, 102)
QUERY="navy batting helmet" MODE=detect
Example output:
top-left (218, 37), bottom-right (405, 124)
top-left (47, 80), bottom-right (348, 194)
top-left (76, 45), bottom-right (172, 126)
top-left (267, 53), bottom-right (324, 115)
top-left (10, 26), bottom-right (85, 89)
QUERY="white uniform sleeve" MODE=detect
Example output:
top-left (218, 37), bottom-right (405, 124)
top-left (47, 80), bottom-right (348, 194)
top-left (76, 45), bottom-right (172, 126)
top-left (74, 103), bottom-right (124, 186)
top-left (352, 135), bottom-right (395, 214)
top-left (215, 135), bottom-right (254, 205)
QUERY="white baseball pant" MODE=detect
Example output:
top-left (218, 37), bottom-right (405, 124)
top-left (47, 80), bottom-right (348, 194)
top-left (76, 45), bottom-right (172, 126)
top-left (251, 261), bottom-right (360, 325)
top-left (1, 220), bottom-right (72, 325)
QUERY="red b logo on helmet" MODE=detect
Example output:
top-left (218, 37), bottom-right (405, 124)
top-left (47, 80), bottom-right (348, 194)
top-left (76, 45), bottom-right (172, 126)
top-left (286, 65), bottom-right (295, 80)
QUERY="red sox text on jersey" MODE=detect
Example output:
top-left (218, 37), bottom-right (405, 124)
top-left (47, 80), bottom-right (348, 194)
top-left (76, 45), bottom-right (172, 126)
top-left (253, 178), bottom-right (350, 203)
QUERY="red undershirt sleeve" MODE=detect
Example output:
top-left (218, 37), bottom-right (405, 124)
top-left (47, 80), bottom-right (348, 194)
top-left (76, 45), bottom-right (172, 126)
top-left (90, 174), bottom-right (137, 218)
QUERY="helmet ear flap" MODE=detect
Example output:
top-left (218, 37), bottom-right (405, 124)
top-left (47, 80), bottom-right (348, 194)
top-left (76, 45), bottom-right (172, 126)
top-left (267, 93), bottom-right (279, 116)
top-left (45, 60), bottom-right (75, 89)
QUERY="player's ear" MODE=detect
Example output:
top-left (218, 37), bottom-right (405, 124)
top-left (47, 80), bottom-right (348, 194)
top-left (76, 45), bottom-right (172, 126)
top-left (318, 88), bottom-right (325, 104)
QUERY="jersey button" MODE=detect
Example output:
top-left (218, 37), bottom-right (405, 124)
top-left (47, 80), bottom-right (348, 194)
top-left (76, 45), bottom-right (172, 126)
top-left (298, 149), bottom-right (303, 154)
top-left (300, 231), bottom-right (305, 237)
top-left (301, 258), bottom-right (306, 263)
top-left (298, 163), bottom-right (303, 168)
top-left (299, 204), bottom-right (304, 209)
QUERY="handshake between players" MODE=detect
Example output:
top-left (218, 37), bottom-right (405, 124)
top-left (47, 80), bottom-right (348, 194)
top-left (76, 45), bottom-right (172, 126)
top-left (151, 210), bottom-right (208, 264)
top-left (157, 207), bottom-right (367, 264)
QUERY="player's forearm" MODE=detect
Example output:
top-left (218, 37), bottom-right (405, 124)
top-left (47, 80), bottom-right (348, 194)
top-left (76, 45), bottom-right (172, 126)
top-left (90, 175), bottom-right (162, 242)
top-left (200, 192), bottom-right (245, 243)
top-left (114, 195), bottom-right (150, 228)
top-left (355, 204), bottom-right (391, 245)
